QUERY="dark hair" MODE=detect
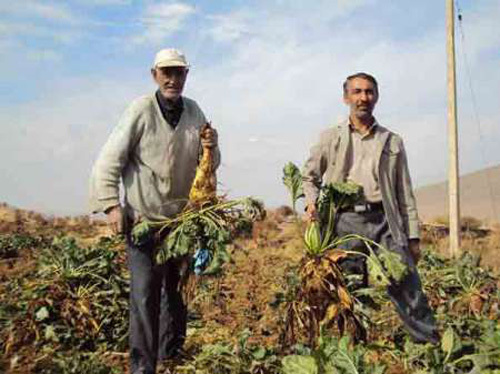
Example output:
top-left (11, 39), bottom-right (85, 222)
top-left (343, 72), bottom-right (378, 94)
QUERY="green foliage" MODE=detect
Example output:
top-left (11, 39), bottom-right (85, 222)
top-left (40, 237), bottom-right (121, 286)
top-left (240, 197), bottom-right (267, 222)
top-left (317, 182), bottom-right (364, 221)
top-left (156, 211), bottom-right (232, 271)
top-left (191, 343), bottom-right (243, 374)
top-left (282, 355), bottom-right (318, 374)
top-left (131, 198), bottom-right (264, 272)
top-left (377, 249), bottom-right (500, 374)
top-left (441, 326), bottom-right (462, 364)
top-left (129, 220), bottom-right (151, 247)
top-left (353, 237), bottom-right (409, 286)
top-left (282, 162), bottom-right (305, 213)
top-left (301, 182), bottom-right (364, 257)
top-left (420, 250), bottom-right (499, 312)
top-left (3, 235), bottom-right (129, 356)
top-left (400, 325), bottom-right (500, 373)
top-left (314, 182), bottom-right (363, 253)
top-left (281, 161), bottom-right (364, 259)
top-left (303, 221), bottom-right (323, 256)
top-left (282, 334), bottom-right (385, 374)
top-left (281, 161), bottom-right (363, 221)
top-left (158, 219), bottom-right (202, 262)
top-left (0, 233), bottom-right (47, 259)
top-left (179, 330), bottom-right (280, 374)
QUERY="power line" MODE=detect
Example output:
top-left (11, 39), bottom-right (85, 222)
top-left (455, 0), bottom-right (499, 223)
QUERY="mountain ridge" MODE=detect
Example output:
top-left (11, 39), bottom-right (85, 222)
top-left (415, 164), bottom-right (500, 224)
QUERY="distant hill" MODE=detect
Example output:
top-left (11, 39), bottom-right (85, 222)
top-left (415, 165), bottom-right (500, 224)
top-left (0, 202), bottom-right (107, 236)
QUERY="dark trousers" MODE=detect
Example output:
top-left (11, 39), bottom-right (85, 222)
top-left (335, 211), bottom-right (439, 344)
top-left (128, 237), bottom-right (187, 374)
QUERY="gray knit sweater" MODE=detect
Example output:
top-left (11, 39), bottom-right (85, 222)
top-left (89, 94), bottom-right (220, 221)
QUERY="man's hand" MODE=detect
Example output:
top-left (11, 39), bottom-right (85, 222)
top-left (201, 125), bottom-right (218, 148)
top-left (305, 203), bottom-right (319, 222)
top-left (409, 239), bottom-right (421, 264)
top-left (105, 205), bottom-right (124, 235)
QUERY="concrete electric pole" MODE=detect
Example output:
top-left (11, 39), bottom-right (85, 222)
top-left (446, 0), bottom-right (461, 256)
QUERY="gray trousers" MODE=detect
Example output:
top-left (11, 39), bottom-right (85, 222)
top-left (335, 211), bottom-right (439, 344)
top-left (128, 236), bottom-right (187, 374)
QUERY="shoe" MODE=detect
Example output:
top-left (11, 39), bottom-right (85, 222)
top-left (133, 369), bottom-right (154, 374)
top-left (159, 346), bottom-right (188, 361)
top-left (411, 330), bottom-right (440, 345)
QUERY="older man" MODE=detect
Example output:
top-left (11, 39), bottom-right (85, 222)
top-left (302, 72), bottom-right (439, 344)
top-left (90, 48), bottom-right (219, 374)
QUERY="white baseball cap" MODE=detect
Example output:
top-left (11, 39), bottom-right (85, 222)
top-left (153, 48), bottom-right (189, 68)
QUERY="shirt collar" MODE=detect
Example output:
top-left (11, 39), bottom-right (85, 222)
top-left (155, 90), bottom-right (184, 112)
top-left (348, 118), bottom-right (379, 139)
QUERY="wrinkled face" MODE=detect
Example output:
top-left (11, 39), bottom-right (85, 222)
top-left (151, 66), bottom-right (188, 101)
top-left (343, 77), bottom-right (379, 121)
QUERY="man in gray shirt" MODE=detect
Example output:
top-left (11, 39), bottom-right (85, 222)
top-left (302, 72), bottom-right (439, 344)
top-left (90, 48), bottom-right (219, 374)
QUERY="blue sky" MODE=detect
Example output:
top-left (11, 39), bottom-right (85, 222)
top-left (1, 0), bottom-right (499, 214)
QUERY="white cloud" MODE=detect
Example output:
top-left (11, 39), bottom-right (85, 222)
top-left (74, 0), bottom-right (131, 5)
top-left (30, 2), bottom-right (78, 23)
top-left (0, 22), bottom-right (81, 44)
top-left (131, 2), bottom-right (195, 45)
top-left (271, 0), bottom-right (374, 18)
top-left (207, 11), bottom-right (252, 43)
top-left (334, 0), bottom-right (375, 16)
top-left (0, 1), bottom-right (79, 24)
top-left (27, 49), bottom-right (62, 62)
top-left (204, 0), bottom-right (375, 47)
top-left (0, 1), bottom-right (88, 50)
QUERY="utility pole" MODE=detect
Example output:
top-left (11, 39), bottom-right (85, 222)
top-left (446, 0), bottom-right (461, 256)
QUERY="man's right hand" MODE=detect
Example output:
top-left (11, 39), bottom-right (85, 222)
top-left (105, 205), bottom-right (124, 235)
top-left (305, 203), bottom-right (319, 222)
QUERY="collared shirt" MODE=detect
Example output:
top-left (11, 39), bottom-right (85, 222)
top-left (155, 90), bottom-right (184, 128)
top-left (345, 121), bottom-right (382, 202)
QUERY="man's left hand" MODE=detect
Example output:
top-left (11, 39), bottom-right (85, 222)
top-left (409, 239), bottom-right (421, 264)
top-left (201, 126), bottom-right (218, 148)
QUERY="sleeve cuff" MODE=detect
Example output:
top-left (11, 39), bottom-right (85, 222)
top-left (90, 197), bottom-right (120, 214)
top-left (408, 220), bottom-right (420, 240)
